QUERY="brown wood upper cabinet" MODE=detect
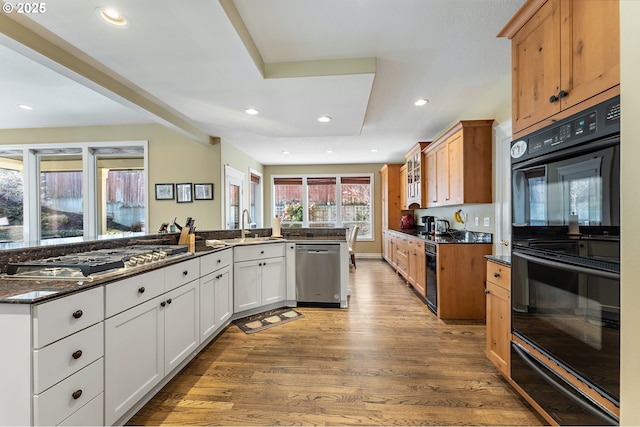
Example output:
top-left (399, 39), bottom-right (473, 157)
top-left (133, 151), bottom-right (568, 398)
top-left (379, 164), bottom-right (402, 230)
top-left (499, 0), bottom-right (620, 138)
top-left (403, 142), bottom-right (430, 208)
top-left (423, 120), bottom-right (493, 208)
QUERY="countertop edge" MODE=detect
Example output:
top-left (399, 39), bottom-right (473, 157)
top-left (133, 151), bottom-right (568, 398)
top-left (485, 255), bottom-right (511, 267)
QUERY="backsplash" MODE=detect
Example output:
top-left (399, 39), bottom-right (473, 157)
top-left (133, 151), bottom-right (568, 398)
top-left (414, 203), bottom-right (495, 233)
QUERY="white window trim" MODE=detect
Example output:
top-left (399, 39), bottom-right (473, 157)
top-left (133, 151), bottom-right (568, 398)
top-left (224, 165), bottom-right (245, 230)
top-left (271, 173), bottom-right (374, 241)
top-left (249, 167), bottom-right (263, 228)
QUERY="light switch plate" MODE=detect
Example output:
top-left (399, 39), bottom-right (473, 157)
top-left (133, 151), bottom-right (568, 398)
top-left (474, 217), bottom-right (479, 226)
top-left (484, 217), bottom-right (490, 227)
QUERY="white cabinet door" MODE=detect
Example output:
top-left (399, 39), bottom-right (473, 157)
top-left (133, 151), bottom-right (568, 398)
top-left (234, 260), bottom-right (261, 312)
top-left (261, 257), bottom-right (285, 305)
top-left (214, 265), bottom-right (233, 326)
top-left (285, 243), bottom-right (296, 303)
top-left (105, 297), bottom-right (164, 426)
top-left (164, 280), bottom-right (199, 374)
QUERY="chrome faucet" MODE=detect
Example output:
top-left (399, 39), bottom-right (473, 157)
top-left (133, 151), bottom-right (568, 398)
top-left (241, 209), bottom-right (251, 237)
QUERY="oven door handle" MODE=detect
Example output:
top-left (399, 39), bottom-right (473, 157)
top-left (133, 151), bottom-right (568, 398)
top-left (513, 343), bottom-right (619, 425)
top-left (513, 250), bottom-right (620, 281)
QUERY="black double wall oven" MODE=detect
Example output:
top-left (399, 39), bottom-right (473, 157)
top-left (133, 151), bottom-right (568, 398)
top-left (510, 96), bottom-right (620, 425)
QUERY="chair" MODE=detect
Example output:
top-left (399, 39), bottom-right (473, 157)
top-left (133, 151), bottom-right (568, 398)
top-left (348, 225), bottom-right (360, 269)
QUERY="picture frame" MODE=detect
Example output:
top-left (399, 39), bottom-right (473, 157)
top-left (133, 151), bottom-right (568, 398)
top-left (194, 183), bottom-right (214, 200)
top-left (176, 183), bottom-right (193, 203)
top-left (155, 183), bottom-right (174, 200)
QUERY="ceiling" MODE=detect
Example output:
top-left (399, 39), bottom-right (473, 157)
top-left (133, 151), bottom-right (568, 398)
top-left (0, 0), bottom-right (523, 165)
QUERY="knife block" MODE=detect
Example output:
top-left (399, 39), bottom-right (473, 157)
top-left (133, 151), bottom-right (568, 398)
top-left (178, 227), bottom-right (195, 252)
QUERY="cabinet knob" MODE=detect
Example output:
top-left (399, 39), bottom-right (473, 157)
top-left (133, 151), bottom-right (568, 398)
top-left (71, 389), bottom-right (83, 400)
top-left (484, 289), bottom-right (491, 295)
top-left (183, 270), bottom-right (188, 276)
top-left (260, 250), bottom-right (265, 254)
top-left (217, 259), bottom-right (221, 263)
top-left (558, 89), bottom-right (568, 99)
top-left (500, 240), bottom-right (510, 247)
top-left (549, 94), bottom-right (559, 103)
top-left (138, 286), bottom-right (145, 294)
top-left (493, 272), bottom-right (500, 278)
top-left (167, 298), bottom-right (172, 305)
top-left (72, 310), bottom-right (83, 319)
top-left (160, 301), bottom-right (166, 307)
top-left (72, 350), bottom-right (83, 360)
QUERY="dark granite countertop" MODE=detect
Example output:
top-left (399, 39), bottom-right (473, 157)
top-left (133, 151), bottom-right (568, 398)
top-left (485, 255), bottom-right (511, 267)
top-left (386, 227), bottom-right (492, 244)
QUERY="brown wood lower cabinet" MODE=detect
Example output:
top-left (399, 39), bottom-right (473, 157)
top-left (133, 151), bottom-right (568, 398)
top-left (383, 230), bottom-right (490, 319)
top-left (485, 260), bottom-right (511, 377)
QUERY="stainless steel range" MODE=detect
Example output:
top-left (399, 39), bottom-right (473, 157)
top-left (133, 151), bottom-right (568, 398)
top-left (4, 245), bottom-right (189, 281)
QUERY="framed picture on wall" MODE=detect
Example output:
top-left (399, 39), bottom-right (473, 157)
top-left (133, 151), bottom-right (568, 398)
top-left (194, 183), bottom-right (213, 200)
top-left (155, 183), bottom-right (174, 200)
top-left (176, 183), bottom-right (193, 203)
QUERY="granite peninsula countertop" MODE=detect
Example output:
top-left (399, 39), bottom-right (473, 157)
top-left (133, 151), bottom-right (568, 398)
top-left (0, 228), bottom-right (348, 305)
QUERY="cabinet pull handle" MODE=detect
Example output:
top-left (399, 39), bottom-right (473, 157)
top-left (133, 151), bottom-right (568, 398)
top-left (167, 298), bottom-right (172, 305)
top-left (183, 270), bottom-right (188, 276)
top-left (72, 350), bottom-right (83, 360)
top-left (138, 286), bottom-right (145, 294)
top-left (72, 310), bottom-right (83, 319)
top-left (484, 289), bottom-right (491, 295)
top-left (549, 94), bottom-right (559, 103)
top-left (558, 89), bottom-right (568, 99)
top-left (71, 389), bottom-right (83, 400)
top-left (160, 301), bottom-right (166, 307)
top-left (493, 272), bottom-right (500, 278)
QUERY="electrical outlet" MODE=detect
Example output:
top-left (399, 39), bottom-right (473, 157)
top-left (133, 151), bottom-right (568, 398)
top-left (474, 217), bottom-right (479, 226)
top-left (484, 217), bottom-right (490, 227)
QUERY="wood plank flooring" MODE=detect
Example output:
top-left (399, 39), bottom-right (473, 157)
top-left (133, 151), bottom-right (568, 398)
top-left (127, 259), bottom-right (544, 426)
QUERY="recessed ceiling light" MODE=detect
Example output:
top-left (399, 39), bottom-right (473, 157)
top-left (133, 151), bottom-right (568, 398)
top-left (317, 116), bottom-right (332, 123)
top-left (95, 7), bottom-right (130, 28)
top-left (371, 148), bottom-right (379, 152)
top-left (18, 104), bottom-right (33, 110)
top-left (282, 150), bottom-right (290, 155)
top-left (414, 98), bottom-right (430, 106)
top-left (245, 108), bottom-right (259, 115)
top-left (326, 150), bottom-right (333, 154)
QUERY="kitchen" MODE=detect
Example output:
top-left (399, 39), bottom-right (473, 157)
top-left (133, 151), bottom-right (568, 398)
top-left (0, 0), bottom-right (639, 425)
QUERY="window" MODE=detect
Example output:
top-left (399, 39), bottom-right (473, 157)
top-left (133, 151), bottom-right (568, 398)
top-left (272, 174), bottom-right (373, 239)
top-left (249, 169), bottom-right (263, 228)
top-left (0, 141), bottom-right (147, 244)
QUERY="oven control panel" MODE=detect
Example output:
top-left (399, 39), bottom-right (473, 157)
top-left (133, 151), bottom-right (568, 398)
top-left (511, 95), bottom-right (620, 164)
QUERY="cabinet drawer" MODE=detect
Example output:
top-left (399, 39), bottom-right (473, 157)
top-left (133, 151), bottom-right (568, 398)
top-left (234, 243), bottom-right (285, 262)
top-left (164, 258), bottom-right (200, 292)
top-left (33, 358), bottom-right (103, 426)
top-left (105, 269), bottom-right (165, 318)
top-left (32, 287), bottom-right (104, 349)
top-left (487, 261), bottom-right (511, 290)
top-left (58, 392), bottom-right (103, 427)
top-left (33, 322), bottom-right (104, 394)
top-left (200, 249), bottom-right (233, 276)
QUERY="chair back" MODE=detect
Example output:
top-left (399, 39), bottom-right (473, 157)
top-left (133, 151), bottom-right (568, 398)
top-left (348, 225), bottom-right (360, 251)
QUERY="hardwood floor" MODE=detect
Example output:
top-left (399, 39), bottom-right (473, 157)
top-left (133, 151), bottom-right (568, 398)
top-left (128, 259), bottom-right (544, 426)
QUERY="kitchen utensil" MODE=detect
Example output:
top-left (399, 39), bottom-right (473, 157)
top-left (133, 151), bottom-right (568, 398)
top-left (435, 219), bottom-right (450, 236)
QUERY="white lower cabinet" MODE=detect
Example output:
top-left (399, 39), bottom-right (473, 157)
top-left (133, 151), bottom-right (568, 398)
top-left (233, 243), bottom-right (285, 313)
top-left (199, 265), bottom-right (233, 342)
top-left (105, 274), bottom-right (200, 425)
top-left (105, 295), bottom-right (164, 426)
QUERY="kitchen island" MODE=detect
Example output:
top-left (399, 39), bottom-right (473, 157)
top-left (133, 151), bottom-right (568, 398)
top-left (0, 228), bottom-right (348, 426)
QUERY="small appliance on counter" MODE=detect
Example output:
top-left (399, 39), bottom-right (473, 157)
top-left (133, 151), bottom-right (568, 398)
top-left (435, 218), bottom-right (450, 236)
top-left (421, 215), bottom-right (436, 235)
top-left (400, 214), bottom-right (416, 229)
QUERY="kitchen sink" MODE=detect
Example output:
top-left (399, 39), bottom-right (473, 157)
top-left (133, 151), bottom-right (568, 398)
top-left (222, 236), bottom-right (284, 245)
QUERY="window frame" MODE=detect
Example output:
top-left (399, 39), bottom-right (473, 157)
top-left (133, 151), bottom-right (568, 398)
top-left (0, 140), bottom-right (147, 243)
top-left (271, 173), bottom-right (374, 240)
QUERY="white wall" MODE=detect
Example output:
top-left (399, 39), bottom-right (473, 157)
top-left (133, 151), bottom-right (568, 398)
top-left (619, 1), bottom-right (639, 424)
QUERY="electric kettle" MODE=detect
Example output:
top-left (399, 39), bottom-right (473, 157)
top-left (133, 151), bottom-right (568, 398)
top-left (435, 219), bottom-right (450, 236)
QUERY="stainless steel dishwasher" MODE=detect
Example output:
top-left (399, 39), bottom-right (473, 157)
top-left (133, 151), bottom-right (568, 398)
top-left (295, 243), bottom-right (341, 307)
